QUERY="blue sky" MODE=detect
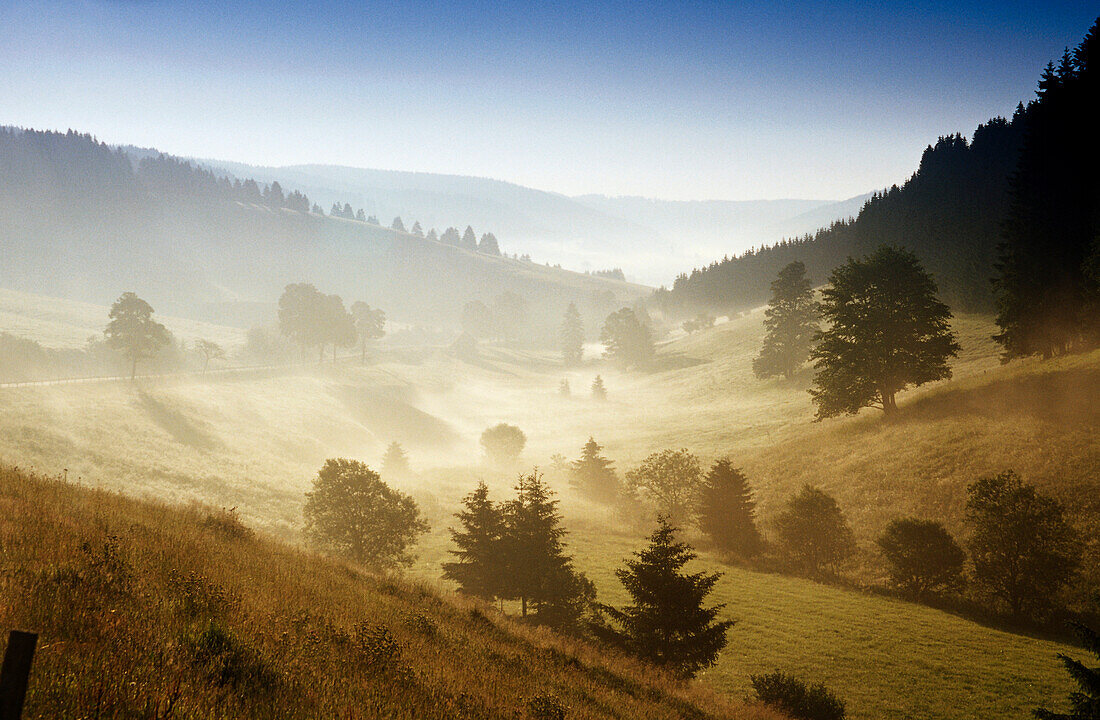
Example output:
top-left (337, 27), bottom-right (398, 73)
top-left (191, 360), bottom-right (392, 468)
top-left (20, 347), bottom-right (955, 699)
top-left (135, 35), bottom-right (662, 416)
top-left (1, 1), bottom-right (1095, 200)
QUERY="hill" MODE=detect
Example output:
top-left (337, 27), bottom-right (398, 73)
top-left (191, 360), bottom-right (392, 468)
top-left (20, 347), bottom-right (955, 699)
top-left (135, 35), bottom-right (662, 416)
top-left (0, 128), bottom-right (645, 341)
top-left (189, 160), bottom-right (866, 286)
top-left (0, 465), bottom-right (780, 720)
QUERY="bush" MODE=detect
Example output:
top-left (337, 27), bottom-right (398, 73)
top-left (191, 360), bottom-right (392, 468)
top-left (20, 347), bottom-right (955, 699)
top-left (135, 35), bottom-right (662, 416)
top-left (876, 518), bottom-right (965, 598)
top-left (751, 671), bottom-right (845, 720)
top-left (189, 622), bottom-right (278, 691)
top-left (480, 423), bottom-right (526, 465)
top-left (201, 506), bottom-right (254, 540)
top-left (527, 694), bottom-right (567, 720)
top-left (773, 486), bottom-right (855, 577)
top-left (354, 622), bottom-right (403, 671)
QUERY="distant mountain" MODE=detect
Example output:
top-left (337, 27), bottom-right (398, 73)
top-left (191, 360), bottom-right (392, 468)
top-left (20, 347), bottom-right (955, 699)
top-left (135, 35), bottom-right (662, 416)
top-left (191, 161), bottom-right (866, 286)
top-left (0, 128), bottom-right (645, 342)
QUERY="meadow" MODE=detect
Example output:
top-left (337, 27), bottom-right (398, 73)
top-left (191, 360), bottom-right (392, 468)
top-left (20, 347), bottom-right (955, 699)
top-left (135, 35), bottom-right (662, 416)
top-left (0, 294), bottom-right (1096, 718)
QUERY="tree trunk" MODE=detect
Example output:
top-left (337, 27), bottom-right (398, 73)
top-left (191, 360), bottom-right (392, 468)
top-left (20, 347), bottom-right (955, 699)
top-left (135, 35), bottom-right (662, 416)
top-left (130, 355), bottom-right (137, 381)
top-left (521, 596), bottom-right (527, 617)
top-left (881, 389), bottom-right (898, 415)
top-left (361, 340), bottom-right (366, 365)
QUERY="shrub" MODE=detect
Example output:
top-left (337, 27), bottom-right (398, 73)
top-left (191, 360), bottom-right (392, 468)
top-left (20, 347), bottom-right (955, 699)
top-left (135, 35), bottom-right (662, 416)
top-left (773, 486), bottom-right (855, 577)
top-left (966, 470), bottom-right (1081, 618)
top-left (751, 671), bottom-right (845, 720)
top-left (527, 693), bottom-right (567, 720)
top-left (876, 518), bottom-right (965, 598)
top-left (201, 506), bottom-right (254, 540)
top-left (480, 423), bottom-right (526, 465)
top-left (189, 622), bottom-right (278, 691)
top-left (354, 622), bottom-right (403, 671)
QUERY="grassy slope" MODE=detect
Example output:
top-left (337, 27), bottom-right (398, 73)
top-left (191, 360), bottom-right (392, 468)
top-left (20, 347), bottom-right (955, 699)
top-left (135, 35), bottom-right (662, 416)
top-left (0, 299), bottom-right (1096, 718)
top-left (0, 466), bottom-right (780, 720)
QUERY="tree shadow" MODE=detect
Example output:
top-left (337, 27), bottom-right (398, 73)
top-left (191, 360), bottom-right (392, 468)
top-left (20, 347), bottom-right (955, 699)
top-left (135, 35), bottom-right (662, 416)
top-left (330, 384), bottom-right (460, 449)
top-left (134, 389), bottom-right (222, 450)
top-left (647, 352), bottom-right (708, 372)
top-left (900, 367), bottom-right (1100, 426)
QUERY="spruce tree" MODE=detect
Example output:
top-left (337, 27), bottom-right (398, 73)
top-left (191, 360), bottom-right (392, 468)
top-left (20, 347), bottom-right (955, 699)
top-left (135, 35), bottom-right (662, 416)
top-left (601, 518), bottom-right (734, 677)
top-left (381, 441), bottom-right (410, 479)
top-left (1034, 622), bottom-right (1100, 720)
top-left (560, 302), bottom-right (584, 365)
top-left (391, 216), bottom-right (406, 232)
top-left (442, 481), bottom-right (505, 600)
top-left (753, 261), bottom-right (819, 379)
top-left (461, 225), bottom-right (478, 251)
top-left (569, 437), bottom-right (619, 504)
top-left (810, 246), bottom-right (959, 418)
top-left (498, 471), bottom-right (592, 628)
top-left (591, 374), bottom-right (607, 400)
top-left (696, 460), bottom-right (761, 559)
top-left (411, 221), bottom-right (423, 236)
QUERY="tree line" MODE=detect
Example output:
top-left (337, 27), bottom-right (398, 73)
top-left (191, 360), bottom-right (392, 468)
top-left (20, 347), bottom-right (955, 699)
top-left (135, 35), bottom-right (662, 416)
top-left (653, 18), bottom-right (1100, 366)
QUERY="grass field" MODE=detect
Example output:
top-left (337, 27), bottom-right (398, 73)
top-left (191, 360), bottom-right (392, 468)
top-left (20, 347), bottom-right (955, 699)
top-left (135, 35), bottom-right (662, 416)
top-left (1, 466), bottom-right (779, 720)
top-left (0, 293), bottom-right (1096, 718)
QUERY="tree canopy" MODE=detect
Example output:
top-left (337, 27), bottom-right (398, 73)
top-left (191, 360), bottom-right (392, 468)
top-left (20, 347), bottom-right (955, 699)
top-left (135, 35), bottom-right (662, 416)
top-left (624, 449), bottom-right (702, 527)
top-left (600, 307), bottom-right (654, 369)
top-left (560, 302), bottom-right (584, 366)
top-left (696, 460), bottom-right (761, 559)
top-left (809, 246), bottom-right (959, 418)
top-left (303, 458), bottom-right (428, 569)
top-left (104, 291), bottom-right (171, 380)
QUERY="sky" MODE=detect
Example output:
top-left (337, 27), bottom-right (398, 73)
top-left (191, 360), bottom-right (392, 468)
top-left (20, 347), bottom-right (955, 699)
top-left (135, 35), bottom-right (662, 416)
top-left (1, 1), bottom-right (1095, 201)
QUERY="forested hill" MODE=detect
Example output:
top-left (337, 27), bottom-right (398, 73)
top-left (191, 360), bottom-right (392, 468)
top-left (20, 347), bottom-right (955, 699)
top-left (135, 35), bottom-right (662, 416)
top-left (0, 128), bottom-right (645, 339)
top-left (656, 115), bottom-right (1025, 316)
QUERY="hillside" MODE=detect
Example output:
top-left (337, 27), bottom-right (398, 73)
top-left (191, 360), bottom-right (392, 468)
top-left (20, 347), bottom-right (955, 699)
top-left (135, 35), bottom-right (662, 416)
top-left (191, 160), bottom-right (866, 286)
top-left (0, 128), bottom-right (645, 341)
top-left (0, 466), bottom-right (780, 720)
top-left (0, 293), bottom-right (1095, 718)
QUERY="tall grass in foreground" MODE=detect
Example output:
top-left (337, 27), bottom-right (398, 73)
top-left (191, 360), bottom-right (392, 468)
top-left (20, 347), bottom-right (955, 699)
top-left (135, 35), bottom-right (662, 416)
top-left (0, 466), bottom-right (781, 720)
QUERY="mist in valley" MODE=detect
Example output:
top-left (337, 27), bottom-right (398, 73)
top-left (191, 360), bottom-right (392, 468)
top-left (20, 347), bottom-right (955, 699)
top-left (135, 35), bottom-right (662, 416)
top-left (2, 4), bottom-right (1099, 720)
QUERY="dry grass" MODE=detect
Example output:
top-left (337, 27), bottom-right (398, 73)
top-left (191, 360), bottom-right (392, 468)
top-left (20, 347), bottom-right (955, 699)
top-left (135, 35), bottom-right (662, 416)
top-left (0, 466), bottom-right (781, 720)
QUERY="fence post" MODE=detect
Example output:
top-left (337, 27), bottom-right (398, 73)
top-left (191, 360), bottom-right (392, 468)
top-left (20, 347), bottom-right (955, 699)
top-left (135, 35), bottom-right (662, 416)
top-left (0, 630), bottom-right (37, 720)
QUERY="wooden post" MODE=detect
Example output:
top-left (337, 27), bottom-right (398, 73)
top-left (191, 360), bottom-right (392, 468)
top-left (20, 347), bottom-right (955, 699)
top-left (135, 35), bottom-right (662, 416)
top-left (0, 630), bottom-right (37, 720)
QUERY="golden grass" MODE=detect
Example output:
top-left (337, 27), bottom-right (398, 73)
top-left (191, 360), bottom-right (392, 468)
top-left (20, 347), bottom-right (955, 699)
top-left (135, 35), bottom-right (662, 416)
top-left (0, 466), bottom-right (781, 720)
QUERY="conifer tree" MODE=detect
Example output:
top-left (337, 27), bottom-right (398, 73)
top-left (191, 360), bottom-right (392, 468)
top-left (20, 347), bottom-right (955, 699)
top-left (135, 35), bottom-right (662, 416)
top-left (558, 378), bottom-right (571, 397)
top-left (426, 227), bottom-right (439, 242)
top-left (500, 472), bottom-right (592, 625)
top-left (696, 460), bottom-right (761, 558)
top-left (442, 481), bottom-right (505, 600)
top-left (560, 302), bottom-right (584, 365)
top-left (478, 232), bottom-right (502, 255)
top-left (391, 216), bottom-right (406, 232)
top-left (569, 437), bottom-right (619, 504)
top-left (441, 227), bottom-right (460, 246)
top-left (411, 221), bottom-right (423, 236)
top-left (600, 518), bottom-right (734, 677)
top-left (1034, 622), bottom-right (1100, 720)
top-left (355, 208), bottom-right (366, 221)
top-left (753, 261), bottom-right (819, 379)
top-left (591, 374), bottom-right (607, 400)
top-left (461, 225), bottom-right (478, 251)
top-left (381, 441), bottom-right (410, 479)
top-left (810, 246), bottom-right (959, 418)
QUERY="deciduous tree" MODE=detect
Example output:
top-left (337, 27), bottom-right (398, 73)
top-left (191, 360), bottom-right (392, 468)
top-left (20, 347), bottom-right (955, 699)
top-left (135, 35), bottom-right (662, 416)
top-left (104, 291), bottom-right (171, 380)
top-left (810, 246), bottom-right (959, 418)
top-left (624, 449), bottom-right (702, 527)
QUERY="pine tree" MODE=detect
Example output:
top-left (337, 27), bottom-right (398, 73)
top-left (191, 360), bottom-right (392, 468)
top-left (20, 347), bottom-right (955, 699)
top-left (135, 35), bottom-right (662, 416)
top-left (442, 481), bottom-right (505, 600)
top-left (391, 216), bottom-right (406, 232)
top-left (591, 374), bottom-right (607, 400)
top-left (381, 441), bottom-right (410, 479)
top-left (499, 472), bottom-right (591, 626)
top-left (478, 232), bottom-right (502, 255)
top-left (1034, 622), bottom-right (1100, 720)
top-left (600, 518), bottom-right (734, 677)
top-left (569, 437), bottom-right (619, 504)
top-left (753, 261), bottom-right (819, 379)
top-left (560, 302), bottom-right (584, 365)
top-left (810, 246), bottom-right (959, 418)
top-left (461, 225), bottom-right (478, 251)
top-left (696, 460), bottom-right (761, 558)
top-left (411, 221), bottom-right (424, 236)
